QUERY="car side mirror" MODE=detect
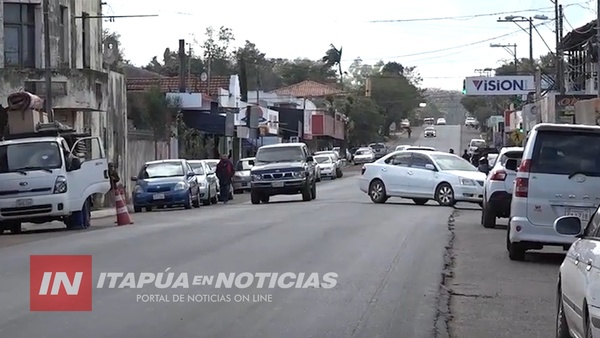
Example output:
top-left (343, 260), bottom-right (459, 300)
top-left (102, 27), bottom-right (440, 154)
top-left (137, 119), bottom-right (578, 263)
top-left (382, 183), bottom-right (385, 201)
top-left (554, 216), bottom-right (583, 237)
top-left (131, 176), bottom-right (138, 181)
top-left (248, 160), bottom-right (255, 166)
top-left (68, 157), bottom-right (81, 171)
top-left (186, 172), bottom-right (195, 178)
top-left (505, 159), bottom-right (518, 171)
top-left (425, 164), bottom-right (436, 171)
top-left (306, 156), bottom-right (313, 162)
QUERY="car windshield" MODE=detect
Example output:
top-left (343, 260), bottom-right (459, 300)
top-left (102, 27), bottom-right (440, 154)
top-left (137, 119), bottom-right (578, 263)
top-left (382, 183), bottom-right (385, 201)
top-left (204, 161), bottom-right (218, 171)
top-left (140, 162), bottom-right (184, 178)
top-left (189, 162), bottom-right (205, 175)
top-left (470, 140), bottom-right (486, 147)
top-left (530, 131), bottom-right (600, 176)
top-left (0, 141), bottom-right (62, 173)
top-left (315, 156), bottom-right (332, 164)
top-left (425, 127), bottom-right (435, 131)
top-left (369, 144), bottom-right (385, 149)
top-left (256, 147), bottom-right (304, 163)
top-left (236, 160), bottom-right (253, 171)
top-left (431, 154), bottom-right (477, 171)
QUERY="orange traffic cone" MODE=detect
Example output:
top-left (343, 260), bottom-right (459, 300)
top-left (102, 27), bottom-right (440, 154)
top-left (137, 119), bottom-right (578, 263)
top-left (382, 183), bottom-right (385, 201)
top-left (115, 187), bottom-right (133, 226)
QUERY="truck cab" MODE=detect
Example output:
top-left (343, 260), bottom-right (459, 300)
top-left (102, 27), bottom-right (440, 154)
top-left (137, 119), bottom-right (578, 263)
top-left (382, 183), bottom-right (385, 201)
top-left (0, 123), bottom-right (110, 233)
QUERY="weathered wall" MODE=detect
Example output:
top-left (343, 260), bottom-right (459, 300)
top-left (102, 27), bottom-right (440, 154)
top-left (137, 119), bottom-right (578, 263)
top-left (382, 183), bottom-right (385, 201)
top-left (126, 130), bottom-right (169, 197)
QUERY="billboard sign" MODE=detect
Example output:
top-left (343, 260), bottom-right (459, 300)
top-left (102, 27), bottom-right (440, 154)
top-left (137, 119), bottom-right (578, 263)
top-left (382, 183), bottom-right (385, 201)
top-left (555, 94), bottom-right (596, 124)
top-left (465, 76), bottom-right (535, 96)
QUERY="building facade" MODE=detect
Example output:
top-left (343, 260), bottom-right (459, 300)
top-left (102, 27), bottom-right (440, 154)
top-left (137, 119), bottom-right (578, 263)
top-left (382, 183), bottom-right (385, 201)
top-left (0, 0), bottom-right (128, 205)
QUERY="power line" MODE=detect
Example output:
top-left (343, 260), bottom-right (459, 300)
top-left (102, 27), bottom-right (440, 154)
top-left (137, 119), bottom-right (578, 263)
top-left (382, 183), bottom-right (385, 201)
top-left (367, 3), bottom-right (584, 23)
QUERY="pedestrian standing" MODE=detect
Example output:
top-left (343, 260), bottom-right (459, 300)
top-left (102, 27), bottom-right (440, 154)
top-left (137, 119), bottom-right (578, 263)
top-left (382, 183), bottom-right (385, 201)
top-left (216, 154), bottom-right (235, 204)
top-left (407, 127), bottom-right (412, 138)
top-left (449, 148), bottom-right (455, 154)
top-left (108, 162), bottom-right (120, 191)
top-left (462, 149), bottom-right (470, 161)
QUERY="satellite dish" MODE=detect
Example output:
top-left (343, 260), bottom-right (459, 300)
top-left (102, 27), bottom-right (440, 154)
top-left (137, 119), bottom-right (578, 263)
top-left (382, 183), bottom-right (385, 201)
top-left (200, 73), bottom-right (208, 82)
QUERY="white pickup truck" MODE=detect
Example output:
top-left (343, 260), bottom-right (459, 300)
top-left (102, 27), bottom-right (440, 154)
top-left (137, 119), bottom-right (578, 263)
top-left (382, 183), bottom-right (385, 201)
top-left (0, 124), bottom-right (110, 233)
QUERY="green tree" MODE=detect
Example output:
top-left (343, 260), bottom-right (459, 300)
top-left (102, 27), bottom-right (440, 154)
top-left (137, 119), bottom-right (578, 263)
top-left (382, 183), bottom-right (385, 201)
top-left (202, 26), bottom-right (235, 76)
top-left (234, 40), bottom-right (282, 91)
top-left (344, 96), bottom-right (384, 145)
top-left (101, 29), bottom-right (129, 65)
top-left (347, 58), bottom-right (383, 90)
top-left (273, 58), bottom-right (337, 86)
top-left (143, 48), bottom-right (204, 77)
top-left (322, 44), bottom-right (344, 87)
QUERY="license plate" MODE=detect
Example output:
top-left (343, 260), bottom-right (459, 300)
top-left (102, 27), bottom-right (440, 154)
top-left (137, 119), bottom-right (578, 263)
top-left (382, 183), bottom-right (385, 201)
top-left (153, 193), bottom-right (165, 200)
top-left (16, 198), bottom-right (33, 207)
top-left (566, 208), bottom-right (591, 222)
top-left (272, 182), bottom-right (284, 188)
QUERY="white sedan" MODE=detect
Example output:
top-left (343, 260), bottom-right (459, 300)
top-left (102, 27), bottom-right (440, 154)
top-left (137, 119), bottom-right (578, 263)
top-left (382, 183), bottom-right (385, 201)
top-left (358, 150), bottom-right (486, 206)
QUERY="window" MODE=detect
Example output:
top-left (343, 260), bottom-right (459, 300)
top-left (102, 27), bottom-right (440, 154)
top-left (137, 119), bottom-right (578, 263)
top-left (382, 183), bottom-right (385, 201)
top-left (140, 162), bottom-right (184, 179)
top-left (0, 142), bottom-right (62, 173)
top-left (498, 150), bottom-right (523, 166)
top-left (255, 147), bottom-right (304, 163)
top-left (59, 6), bottom-right (68, 65)
top-left (3, 3), bottom-right (35, 67)
top-left (236, 160), bottom-right (254, 170)
top-left (81, 12), bottom-right (90, 68)
top-left (411, 154), bottom-right (433, 169)
top-left (530, 131), bottom-right (600, 176)
top-left (189, 162), bottom-right (205, 175)
top-left (389, 153), bottom-right (411, 166)
top-left (431, 154), bottom-right (477, 171)
top-left (584, 207), bottom-right (600, 237)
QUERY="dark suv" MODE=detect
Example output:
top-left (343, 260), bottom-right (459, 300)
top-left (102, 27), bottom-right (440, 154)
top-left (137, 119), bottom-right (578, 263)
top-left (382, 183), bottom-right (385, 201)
top-left (249, 143), bottom-right (317, 204)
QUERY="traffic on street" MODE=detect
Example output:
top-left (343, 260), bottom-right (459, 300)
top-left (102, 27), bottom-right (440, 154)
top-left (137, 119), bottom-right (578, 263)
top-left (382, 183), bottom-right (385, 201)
top-left (0, 125), bottom-right (565, 338)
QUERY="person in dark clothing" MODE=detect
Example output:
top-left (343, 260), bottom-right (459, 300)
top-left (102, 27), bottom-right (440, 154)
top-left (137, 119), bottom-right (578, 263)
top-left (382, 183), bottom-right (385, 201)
top-left (477, 157), bottom-right (491, 175)
top-left (215, 154), bottom-right (235, 203)
top-left (407, 127), bottom-right (412, 138)
top-left (108, 162), bottom-right (120, 191)
top-left (462, 149), bottom-right (470, 161)
top-left (449, 148), bottom-right (455, 154)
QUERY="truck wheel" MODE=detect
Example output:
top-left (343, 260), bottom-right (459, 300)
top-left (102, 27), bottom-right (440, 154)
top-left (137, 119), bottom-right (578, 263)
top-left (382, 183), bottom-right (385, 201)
top-left (134, 206), bottom-right (142, 213)
top-left (9, 221), bottom-right (22, 234)
top-left (251, 190), bottom-right (261, 204)
top-left (311, 181), bottom-right (317, 199)
top-left (301, 183), bottom-right (312, 201)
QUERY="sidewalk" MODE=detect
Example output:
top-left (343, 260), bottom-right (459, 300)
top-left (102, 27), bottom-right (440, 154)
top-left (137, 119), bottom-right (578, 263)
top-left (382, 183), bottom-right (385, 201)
top-left (91, 205), bottom-right (133, 220)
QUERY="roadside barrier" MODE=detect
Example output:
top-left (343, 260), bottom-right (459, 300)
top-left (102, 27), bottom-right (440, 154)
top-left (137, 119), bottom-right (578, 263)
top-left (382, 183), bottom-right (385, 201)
top-left (115, 187), bottom-right (133, 226)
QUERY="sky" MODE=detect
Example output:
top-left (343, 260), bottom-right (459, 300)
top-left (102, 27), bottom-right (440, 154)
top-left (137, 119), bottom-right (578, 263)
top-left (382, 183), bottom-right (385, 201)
top-left (103, 0), bottom-right (597, 91)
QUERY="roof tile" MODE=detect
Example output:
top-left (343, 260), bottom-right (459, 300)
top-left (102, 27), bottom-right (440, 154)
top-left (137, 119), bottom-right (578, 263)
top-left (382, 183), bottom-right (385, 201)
top-left (269, 80), bottom-right (343, 98)
top-left (126, 76), bottom-right (230, 96)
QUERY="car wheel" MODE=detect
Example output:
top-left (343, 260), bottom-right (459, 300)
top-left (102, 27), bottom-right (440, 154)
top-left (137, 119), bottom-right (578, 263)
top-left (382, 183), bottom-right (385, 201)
top-left (311, 181), bottom-right (317, 200)
top-left (556, 288), bottom-right (571, 338)
top-left (202, 191), bottom-right (211, 206)
top-left (134, 206), bottom-right (142, 213)
top-left (260, 195), bottom-right (270, 203)
top-left (145, 207), bottom-right (153, 212)
top-left (193, 190), bottom-right (201, 208)
top-left (482, 203), bottom-right (496, 228)
top-left (507, 227), bottom-right (525, 261)
top-left (369, 179), bottom-right (387, 204)
top-left (412, 198), bottom-right (428, 205)
top-left (435, 183), bottom-right (456, 206)
top-left (184, 191), bottom-right (193, 209)
top-left (9, 221), bottom-right (22, 234)
top-left (301, 182), bottom-right (312, 201)
top-left (251, 190), bottom-right (261, 204)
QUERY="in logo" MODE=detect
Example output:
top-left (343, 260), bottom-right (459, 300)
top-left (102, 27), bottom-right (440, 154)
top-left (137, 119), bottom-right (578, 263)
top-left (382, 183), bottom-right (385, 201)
top-left (472, 80), bottom-right (482, 90)
top-left (30, 255), bottom-right (93, 311)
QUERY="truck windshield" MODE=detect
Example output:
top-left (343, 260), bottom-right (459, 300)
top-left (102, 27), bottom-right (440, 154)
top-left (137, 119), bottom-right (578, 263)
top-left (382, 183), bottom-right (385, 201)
top-left (256, 147), bottom-right (304, 163)
top-left (0, 141), bottom-right (62, 173)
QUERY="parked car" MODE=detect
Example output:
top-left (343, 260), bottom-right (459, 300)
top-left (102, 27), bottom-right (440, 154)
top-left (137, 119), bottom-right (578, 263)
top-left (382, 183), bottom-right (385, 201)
top-left (553, 212), bottom-right (600, 338)
top-left (436, 118), bottom-right (447, 125)
top-left (480, 147), bottom-right (523, 228)
top-left (465, 117), bottom-right (478, 127)
top-left (359, 150), bottom-right (485, 206)
top-left (131, 159), bottom-right (201, 212)
top-left (314, 151), bottom-right (343, 178)
top-left (232, 157), bottom-right (255, 193)
top-left (353, 147), bottom-right (375, 164)
top-left (507, 123), bottom-right (600, 261)
top-left (249, 143), bottom-right (317, 204)
top-left (188, 160), bottom-right (219, 205)
top-left (424, 126), bottom-right (437, 138)
top-left (314, 155), bottom-right (337, 179)
top-left (368, 143), bottom-right (388, 159)
top-left (400, 119), bottom-right (410, 128)
top-left (202, 159), bottom-right (234, 201)
top-left (467, 138), bottom-right (486, 155)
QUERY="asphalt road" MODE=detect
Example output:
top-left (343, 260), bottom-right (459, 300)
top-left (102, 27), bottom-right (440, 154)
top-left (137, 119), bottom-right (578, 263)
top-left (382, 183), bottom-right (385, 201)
top-left (445, 126), bottom-right (560, 337)
top-left (0, 125), bottom-right (462, 338)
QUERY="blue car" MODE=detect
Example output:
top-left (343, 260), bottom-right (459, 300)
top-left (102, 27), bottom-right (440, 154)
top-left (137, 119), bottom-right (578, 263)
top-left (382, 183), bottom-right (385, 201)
top-left (131, 159), bottom-right (201, 212)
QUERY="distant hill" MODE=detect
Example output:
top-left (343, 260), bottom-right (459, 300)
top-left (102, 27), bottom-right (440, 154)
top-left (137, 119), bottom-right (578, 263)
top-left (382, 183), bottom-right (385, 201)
top-left (423, 89), bottom-right (468, 125)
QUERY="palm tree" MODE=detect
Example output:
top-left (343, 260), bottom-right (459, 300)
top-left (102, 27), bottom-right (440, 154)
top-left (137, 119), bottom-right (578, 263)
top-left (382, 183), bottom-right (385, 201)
top-left (322, 44), bottom-right (343, 88)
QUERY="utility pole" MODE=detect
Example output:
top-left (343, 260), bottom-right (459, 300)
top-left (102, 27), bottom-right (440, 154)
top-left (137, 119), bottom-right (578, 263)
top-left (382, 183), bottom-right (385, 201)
top-left (528, 17), bottom-right (534, 63)
top-left (178, 39), bottom-right (186, 93)
top-left (43, 0), bottom-right (53, 121)
top-left (597, 0), bottom-right (600, 96)
top-left (535, 67), bottom-right (542, 123)
top-left (187, 43), bottom-right (192, 92)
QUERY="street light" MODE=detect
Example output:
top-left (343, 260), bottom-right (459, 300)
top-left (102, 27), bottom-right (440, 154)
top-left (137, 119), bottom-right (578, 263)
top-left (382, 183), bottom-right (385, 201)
top-left (490, 43), bottom-right (518, 73)
top-left (497, 15), bottom-right (549, 63)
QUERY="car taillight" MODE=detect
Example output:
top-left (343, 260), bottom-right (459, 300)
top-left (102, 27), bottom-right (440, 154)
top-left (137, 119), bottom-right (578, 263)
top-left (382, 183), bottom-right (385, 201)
top-left (361, 166), bottom-right (366, 175)
top-left (515, 177), bottom-right (528, 197)
top-left (518, 159), bottom-right (530, 172)
top-left (490, 170), bottom-right (506, 181)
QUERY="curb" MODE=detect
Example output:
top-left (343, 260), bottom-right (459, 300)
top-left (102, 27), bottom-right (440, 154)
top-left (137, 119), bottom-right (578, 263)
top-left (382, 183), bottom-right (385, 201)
top-left (91, 205), bottom-right (133, 220)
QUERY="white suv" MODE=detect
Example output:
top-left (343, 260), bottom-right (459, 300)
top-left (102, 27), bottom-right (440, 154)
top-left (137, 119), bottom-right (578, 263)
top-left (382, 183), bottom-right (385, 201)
top-left (508, 123), bottom-right (600, 261)
top-left (481, 147), bottom-right (523, 228)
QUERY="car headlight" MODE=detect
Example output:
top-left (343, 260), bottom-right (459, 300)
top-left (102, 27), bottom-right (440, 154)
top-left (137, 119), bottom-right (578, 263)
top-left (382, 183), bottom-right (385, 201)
top-left (252, 174), bottom-right (262, 181)
top-left (53, 175), bottom-right (67, 194)
top-left (459, 177), bottom-right (476, 186)
top-left (134, 185), bottom-right (144, 194)
top-left (292, 171), bottom-right (306, 178)
top-left (174, 182), bottom-right (188, 190)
